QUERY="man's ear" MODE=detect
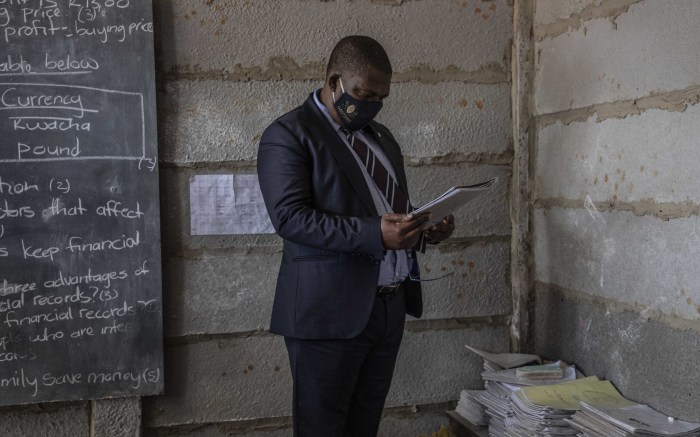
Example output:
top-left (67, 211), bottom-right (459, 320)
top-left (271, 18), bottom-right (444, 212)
top-left (327, 74), bottom-right (341, 93)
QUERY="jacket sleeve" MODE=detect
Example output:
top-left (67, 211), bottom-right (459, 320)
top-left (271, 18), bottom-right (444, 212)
top-left (257, 121), bottom-right (385, 260)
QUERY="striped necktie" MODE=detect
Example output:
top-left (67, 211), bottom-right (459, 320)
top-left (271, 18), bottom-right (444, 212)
top-left (341, 128), bottom-right (427, 254)
top-left (341, 128), bottom-right (411, 214)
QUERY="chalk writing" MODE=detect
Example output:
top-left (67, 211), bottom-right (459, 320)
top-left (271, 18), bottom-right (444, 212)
top-left (0, 366), bottom-right (160, 398)
top-left (0, 177), bottom-right (38, 195)
top-left (0, 0), bottom-right (161, 405)
top-left (65, 231), bottom-right (140, 253)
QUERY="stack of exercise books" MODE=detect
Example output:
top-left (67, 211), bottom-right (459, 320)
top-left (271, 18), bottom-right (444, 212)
top-left (459, 346), bottom-right (580, 436)
top-left (465, 345), bottom-right (542, 373)
top-left (457, 346), bottom-right (700, 437)
top-left (482, 362), bottom-right (577, 386)
top-left (480, 379), bottom-right (528, 436)
top-left (480, 362), bottom-right (578, 436)
top-left (567, 401), bottom-right (700, 436)
top-left (508, 377), bottom-right (700, 437)
top-left (507, 377), bottom-right (628, 436)
top-left (455, 346), bottom-right (543, 429)
top-left (455, 389), bottom-right (489, 426)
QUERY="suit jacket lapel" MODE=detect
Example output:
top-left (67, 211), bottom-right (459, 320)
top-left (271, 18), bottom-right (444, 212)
top-left (302, 94), bottom-right (377, 214)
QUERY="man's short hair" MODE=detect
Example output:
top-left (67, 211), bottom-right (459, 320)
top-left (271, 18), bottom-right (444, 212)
top-left (326, 35), bottom-right (392, 77)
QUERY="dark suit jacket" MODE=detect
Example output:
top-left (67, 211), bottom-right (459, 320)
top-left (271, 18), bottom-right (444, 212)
top-left (257, 92), bottom-right (422, 339)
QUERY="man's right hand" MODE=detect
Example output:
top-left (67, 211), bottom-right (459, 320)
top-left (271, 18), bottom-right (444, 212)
top-left (380, 213), bottom-right (430, 250)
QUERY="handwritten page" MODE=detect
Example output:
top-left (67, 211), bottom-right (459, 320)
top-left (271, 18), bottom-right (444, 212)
top-left (232, 175), bottom-right (275, 234)
top-left (190, 174), bottom-right (274, 235)
top-left (190, 174), bottom-right (236, 235)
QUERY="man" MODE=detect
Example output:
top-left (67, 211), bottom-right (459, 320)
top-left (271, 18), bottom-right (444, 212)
top-left (257, 36), bottom-right (455, 436)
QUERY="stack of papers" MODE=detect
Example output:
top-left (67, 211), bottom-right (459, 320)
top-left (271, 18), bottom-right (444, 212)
top-left (567, 401), bottom-right (700, 437)
top-left (465, 345), bottom-right (541, 372)
top-left (516, 364), bottom-right (565, 380)
top-left (455, 389), bottom-right (489, 426)
top-left (507, 377), bottom-right (636, 436)
top-left (461, 345), bottom-right (699, 437)
top-left (463, 345), bottom-right (578, 435)
top-left (482, 361), bottom-right (577, 386)
top-left (478, 381), bottom-right (520, 436)
top-left (413, 178), bottom-right (498, 227)
top-left (478, 364), bottom-right (576, 436)
top-left (463, 345), bottom-right (539, 431)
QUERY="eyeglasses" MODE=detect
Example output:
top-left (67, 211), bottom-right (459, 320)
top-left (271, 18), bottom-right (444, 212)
top-left (406, 254), bottom-right (454, 282)
top-left (408, 270), bottom-right (454, 282)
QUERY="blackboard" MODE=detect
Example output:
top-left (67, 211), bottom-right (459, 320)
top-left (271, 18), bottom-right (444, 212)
top-left (0, 0), bottom-right (162, 405)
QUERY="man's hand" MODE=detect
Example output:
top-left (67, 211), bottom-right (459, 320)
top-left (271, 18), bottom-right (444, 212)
top-left (425, 214), bottom-right (455, 243)
top-left (381, 213), bottom-right (430, 250)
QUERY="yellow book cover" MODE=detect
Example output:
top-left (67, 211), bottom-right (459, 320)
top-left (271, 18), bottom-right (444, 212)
top-left (516, 377), bottom-right (636, 410)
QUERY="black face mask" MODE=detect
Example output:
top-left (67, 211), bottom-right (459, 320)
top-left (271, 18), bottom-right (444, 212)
top-left (332, 78), bottom-right (383, 131)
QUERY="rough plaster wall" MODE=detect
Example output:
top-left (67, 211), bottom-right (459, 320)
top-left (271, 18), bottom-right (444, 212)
top-left (532, 0), bottom-right (700, 422)
top-left (143, 0), bottom-right (515, 435)
top-left (0, 403), bottom-right (90, 437)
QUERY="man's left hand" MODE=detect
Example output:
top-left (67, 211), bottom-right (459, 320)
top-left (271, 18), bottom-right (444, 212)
top-left (424, 214), bottom-right (455, 243)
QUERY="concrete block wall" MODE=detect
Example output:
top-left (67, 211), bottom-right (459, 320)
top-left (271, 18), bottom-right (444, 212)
top-left (0, 1), bottom-right (515, 434)
top-left (532, 0), bottom-right (700, 421)
top-left (7, 0), bottom-right (698, 434)
top-left (0, 398), bottom-right (141, 437)
top-left (144, 0), bottom-right (515, 436)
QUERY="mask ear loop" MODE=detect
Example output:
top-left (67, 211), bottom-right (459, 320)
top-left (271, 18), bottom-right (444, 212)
top-left (332, 77), bottom-right (345, 103)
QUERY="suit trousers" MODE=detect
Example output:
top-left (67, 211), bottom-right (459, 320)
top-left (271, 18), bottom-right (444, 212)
top-left (284, 285), bottom-right (407, 437)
